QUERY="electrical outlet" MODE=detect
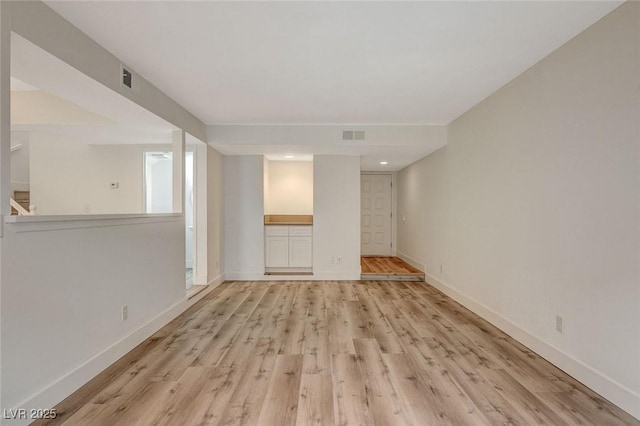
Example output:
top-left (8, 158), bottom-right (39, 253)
top-left (122, 305), bottom-right (129, 322)
top-left (337, 256), bottom-right (343, 264)
top-left (556, 315), bottom-right (563, 333)
top-left (84, 204), bottom-right (91, 213)
top-left (110, 182), bottom-right (119, 189)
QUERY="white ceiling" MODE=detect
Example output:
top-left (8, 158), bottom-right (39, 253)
top-left (46, 1), bottom-right (622, 125)
top-left (42, 1), bottom-right (622, 169)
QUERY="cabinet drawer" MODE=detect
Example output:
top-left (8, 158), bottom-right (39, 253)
top-left (289, 226), bottom-right (312, 237)
top-left (265, 225), bottom-right (289, 237)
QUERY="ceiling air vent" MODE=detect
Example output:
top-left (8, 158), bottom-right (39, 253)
top-left (342, 130), bottom-right (365, 141)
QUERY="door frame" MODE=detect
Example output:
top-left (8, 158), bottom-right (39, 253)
top-left (360, 172), bottom-right (396, 257)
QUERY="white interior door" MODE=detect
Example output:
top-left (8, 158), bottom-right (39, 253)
top-left (361, 174), bottom-right (392, 256)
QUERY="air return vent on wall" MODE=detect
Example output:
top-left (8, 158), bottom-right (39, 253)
top-left (120, 63), bottom-right (137, 92)
top-left (122, 67), bottom-right (132, 88)
top-left (342, 130), bottom-right (366, 141)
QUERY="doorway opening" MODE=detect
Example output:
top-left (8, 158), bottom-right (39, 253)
top-left (184, 151), bottom-right (194, 289)
top-left (144, 149), bottom-right (196, 289)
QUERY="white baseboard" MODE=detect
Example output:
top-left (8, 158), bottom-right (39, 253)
top-left (208, 274), bottom-right (225, 288)
top-left (396, 250), bottom-right (426, 272)
top-left (424, 272), bottom-right (640, 421)
top-left (309, 271), bottom-right (361, 281)
top-left (224, 271), bottom-right (361, 281)
top-left (7, 285), bottom-right (221, 426)
top-left (224, 271), bottom-right (267, 281)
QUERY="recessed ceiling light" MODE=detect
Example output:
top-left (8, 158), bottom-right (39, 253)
top-left (285, 155), bottom-right (295, 159)
top-left (380, 161), bottom-right (388, 165)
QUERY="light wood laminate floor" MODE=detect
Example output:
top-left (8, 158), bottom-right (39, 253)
top-left (38, 281), bottom-right (638, 425)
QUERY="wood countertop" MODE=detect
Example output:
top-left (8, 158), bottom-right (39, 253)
top-left (264, 214), bottom-right (313, 225)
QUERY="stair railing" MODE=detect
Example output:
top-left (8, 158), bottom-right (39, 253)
top-left (10, 197), bottom-right (33, 216)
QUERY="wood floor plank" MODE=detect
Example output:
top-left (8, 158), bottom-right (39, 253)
top-left (36, 281), bottom-right (639, 426)
top-left (217, 338), bottom-right (278, 425)
top-left (301, 316), bottom-right (330, 374)
top-left (140, 367), bottom-right (213, 426)
top-left (352, 338), bottom-right (413, 425)
top-left (381, 353), bottom-right (449, 425)
top-left (331, 354), bottom-right (372, 426)
top-left (479, 368), bottom-right (569, 425)
top-left (354, 284), bottom-right (404, 354)
top-left (257, 355), bottom-right (303, 425)
top-left (326, 301), bottom-right (356, 355)
top-left (296, 374), bottom-right (334, 426)
top-left (178, 361), bottom-right (246, 425)
top-left (442, 357), bottom-right (530, 425)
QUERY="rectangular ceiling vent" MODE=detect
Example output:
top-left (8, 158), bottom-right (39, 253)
top-left (342, 130), bottom-right (365, 141)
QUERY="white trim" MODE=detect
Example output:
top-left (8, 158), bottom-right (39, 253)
top-left (193, 273), bottom-right (208, 286)
top-left (4, 213), bottom-right (182, 233)
top-left (396, 250), bottom-right (426, 273)
top-left (7, 283), bottom-right (218, 426)
top-left (207, 274), bottom-right (225, 289)
top-left (424, 272), bottom-right (640, 420)
top-left (9, 197), bottom-right (29, 216)
top-left (224, 271), bottom-right (361, 281)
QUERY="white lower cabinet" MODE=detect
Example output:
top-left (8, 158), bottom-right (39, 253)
top-left (289, 236), bottom-right (312, 267)
top-left (265, 236), bottom-right (289, 268)
top-left (265, 225), bottom-right (312, 272)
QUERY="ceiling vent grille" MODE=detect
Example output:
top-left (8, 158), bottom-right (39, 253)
top-left (342, 130), bottom-right (365, 141)
top-left (120, 63), bottom-right (139, 94)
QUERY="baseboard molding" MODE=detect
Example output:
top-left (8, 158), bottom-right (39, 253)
top-left (309, 271), bottom-right (362, 281)
top-left (9, 283), bottom-right (221, 425)
top-left (396, 250), bottom-right (426, 272)
top-left (224, 271), bottom-right (361, 281)
top-left (208, 274), bottom-right (224, 287)
top-left (424, 272), bottom-right (640, 420)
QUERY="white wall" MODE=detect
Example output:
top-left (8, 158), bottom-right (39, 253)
top-left (1, 216), bottom-right (186, 418)
top-left (397, 2), bottom-right (640, 418)
top-left (207, 146), bottom-right (224, 284)
top-left (264, 160), bottom-right (313, 215)
top-left (313, 155), bottom-right (361, 279)
top-left (223, 154), bottom-right (360, 280)
top-left (28, 131), bottom-right (173, 215)
top-left (11, 90), bottom-right (112, 126)
top-left (223, 156), bottom-right (264, 279)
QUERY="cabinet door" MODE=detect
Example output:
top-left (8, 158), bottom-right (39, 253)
top-left (289, 236), bottom-right (312, 267)
top-left (265, 236), bottom-right (289, 267)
